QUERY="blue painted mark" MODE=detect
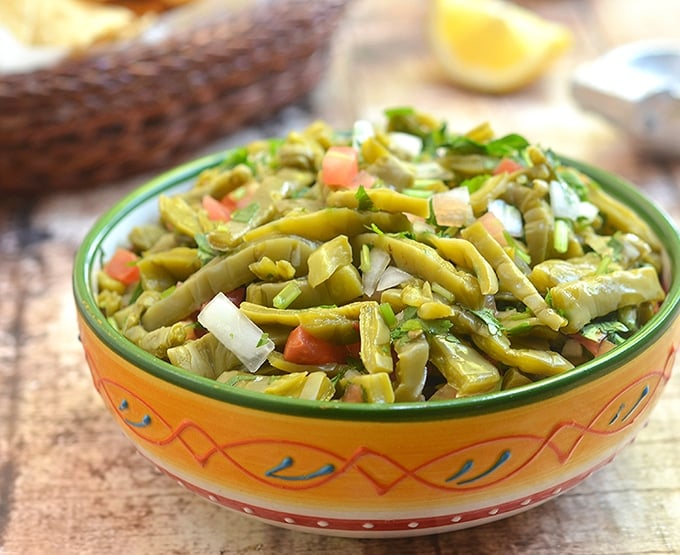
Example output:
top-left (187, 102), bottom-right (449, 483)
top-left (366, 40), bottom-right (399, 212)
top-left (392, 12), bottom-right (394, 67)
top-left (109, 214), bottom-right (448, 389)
top-left (608, 385), bottom-right (650, 425)
top-left (445, 459), bottom-right (474, 482)
top-left (265, 456), bottom-right (335, 481)
top-left (609, 403), bottom-right (625, 425)
top-left (125, 414), bottom-right (152, 428)
top-left (622, 385), bottom-right (649, 422)
top-left (456, 450), bottom-right (511, 485)
top-left (118, 398), bottom-right (151, 428)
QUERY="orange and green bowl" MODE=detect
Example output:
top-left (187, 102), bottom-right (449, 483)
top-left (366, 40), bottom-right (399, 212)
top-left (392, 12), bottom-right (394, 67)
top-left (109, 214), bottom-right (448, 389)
top-left (73, 152), bottom-right (680, 538)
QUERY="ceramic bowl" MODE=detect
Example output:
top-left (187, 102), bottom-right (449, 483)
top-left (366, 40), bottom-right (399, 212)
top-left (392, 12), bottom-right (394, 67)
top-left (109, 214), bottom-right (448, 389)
top-left (73, 151), bottom-right (680, 538)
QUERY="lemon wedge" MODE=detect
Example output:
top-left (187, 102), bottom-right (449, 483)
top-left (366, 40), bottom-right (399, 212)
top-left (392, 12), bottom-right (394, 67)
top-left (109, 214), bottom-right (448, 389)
top-left (429, 0), bottom-right (572, 93)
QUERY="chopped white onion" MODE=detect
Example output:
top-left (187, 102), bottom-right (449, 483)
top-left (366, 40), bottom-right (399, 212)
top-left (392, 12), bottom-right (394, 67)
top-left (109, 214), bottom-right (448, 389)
top-left (376, 266), bottom-right (412, 292)
top-left (432, 187), bottom-right (474, 227)
top-left (488, 199), bottom-right (524, 237)
top-left (388, 132), bottom-right (423, 158)
top-left (352, 119), bottom-right (375, 150)
top-left (197, 292), bottom-right (274, 373)
top-left (362, 248), bottom-right (391, 296)
top-left (550, 179), bottom-right (599, 222)
top-left (550, 179), bottom-right (580, 219)
top-left (577, 200), bottom-right (599, 222)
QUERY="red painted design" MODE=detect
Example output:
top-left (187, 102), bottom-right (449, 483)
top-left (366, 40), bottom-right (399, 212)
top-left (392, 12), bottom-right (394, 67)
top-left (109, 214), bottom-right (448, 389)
top-left (149, 453), bottom-right (619, 533)
top-left (84, 342), bottom-right (675, 494)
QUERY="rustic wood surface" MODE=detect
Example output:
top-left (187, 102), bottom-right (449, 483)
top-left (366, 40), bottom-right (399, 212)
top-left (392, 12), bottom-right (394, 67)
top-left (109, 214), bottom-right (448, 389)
top-left (1, 1), bottom-right (679, 553)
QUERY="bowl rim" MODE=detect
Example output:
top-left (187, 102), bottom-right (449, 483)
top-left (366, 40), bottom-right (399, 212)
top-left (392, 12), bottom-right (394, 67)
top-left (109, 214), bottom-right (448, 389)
top-left (73, 150), bottom-right (680, 422)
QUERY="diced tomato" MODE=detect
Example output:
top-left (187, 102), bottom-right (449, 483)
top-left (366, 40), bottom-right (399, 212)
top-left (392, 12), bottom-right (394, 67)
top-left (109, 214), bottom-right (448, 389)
top-left (493, 158), bottom-right (524, 175)
top-left (202, 195), bottom-right (233, 222)
top-left (220, 194), bottom-right (238, 209)
top-left (478, 211), bottom-right (508, 246)
top-left (321, 146), bottom-right (359, 188)
top-left (341, 383), bottom-right (365, 403)
top-left (572, 334), bottom-right (616, 357)
top-left (344, 340), bottom-right (362, 359)
top-left (103, 248), bottom-right (140, 285)
top-left (183, 323), bottom-right (198, 341)
top-left (283, 325), bottom-right (350, 365)
top-left (351, 170), bottom-right (376, 190)
top-left (224, 286), bottom-right (246, 307)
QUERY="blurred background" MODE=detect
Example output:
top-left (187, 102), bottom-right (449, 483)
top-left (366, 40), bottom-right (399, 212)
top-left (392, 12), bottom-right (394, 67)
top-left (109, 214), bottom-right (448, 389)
top-left (1, 1), bottom-right (679, 553)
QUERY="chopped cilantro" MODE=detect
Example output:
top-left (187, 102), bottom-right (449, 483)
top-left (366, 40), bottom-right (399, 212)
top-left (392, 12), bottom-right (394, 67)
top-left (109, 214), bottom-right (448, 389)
top-left (558, 169), bottom-right (589, 200)
top-left (442, 135), bottom-right (485, 155)
top-left (504, 233), bottom-right (531, 264)
top-left (390, 306), bottom-right (452, 342)
top-left (596, 255), bottom-right (613, 275)
top-left (422, 122), bottom-right (449, 154)
top-left (422, 318), bottom-right (453, 336)
top-left (460, 174), bottom-right (491, 193)
top-left (256, 333), bottom-right (270, 348)
top-left (581, 320), bottom-right (629, 344)
top-left (218, 146), bottom-right (250, 170)
top-left (505, 321), bottom-right (535, 336)
top-left (128, 281), bottom-right (143, 303)
top-left (426, 198), bottom-right (439, 227)
top-left (470, 308), bottom-right (504, 336)
top-left (355, 185), bottom-right (374, 210)
top-left (607, 235), bottom-right (624, 261)
top-left (195, 233), bottom-right (219, 265)
top-left (484, 134), bottom-right (530, 157)
top-left (231, 201), bottom-right (260, 223)
top-left (384, 106), bottom-right (415, 118)
top-left (439, 133), bottom-right (529, 158)
top-left (369, 223), bottom-right (385, 235)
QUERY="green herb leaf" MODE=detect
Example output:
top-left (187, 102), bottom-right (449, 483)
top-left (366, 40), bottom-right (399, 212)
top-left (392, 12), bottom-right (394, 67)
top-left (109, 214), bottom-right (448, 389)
top-left (422, 318), bottom-right (453, 336)
top-left (218, 146), bottom-right (250, 170)
top-left (355, 185), bottom-right (374, 210)
top-left (460, 174), bottom-right (492, 193)
top-left (442, 135), bottom-right (486, 155)
top-left (581, 320), bottom-right (629, 344)
top-left (426, 198), bottom-right (439, 226)
top-left (369, 223), bottom-right (385, 235)
top-left (231, 201), bottom-right (260, 223)
top-left (385, 106), bottom-right (415, 119)
top-left (195, 233), bottom-right (219, 265)
top-left (484, 134), bottom-right (529, 157)
top-left (256, 333), bottom-right (270, 348)
top-left (128, 281), bottom-right (144, 304)
top-left (557, 169), bottom-right (588, 200)
top-left (607, 235), bottom-right (624, 261)
top-left (470, 307), bottom-right (504, 335)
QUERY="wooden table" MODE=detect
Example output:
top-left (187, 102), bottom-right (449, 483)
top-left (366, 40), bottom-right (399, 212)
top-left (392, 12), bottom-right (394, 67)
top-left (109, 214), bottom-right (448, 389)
top-left (2, 1), bottom-right (679, 553)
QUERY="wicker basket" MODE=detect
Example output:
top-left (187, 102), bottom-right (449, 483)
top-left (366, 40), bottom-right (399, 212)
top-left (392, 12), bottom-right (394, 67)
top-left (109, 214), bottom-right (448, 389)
top-left (0, 0), bottom-right (349, 193)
